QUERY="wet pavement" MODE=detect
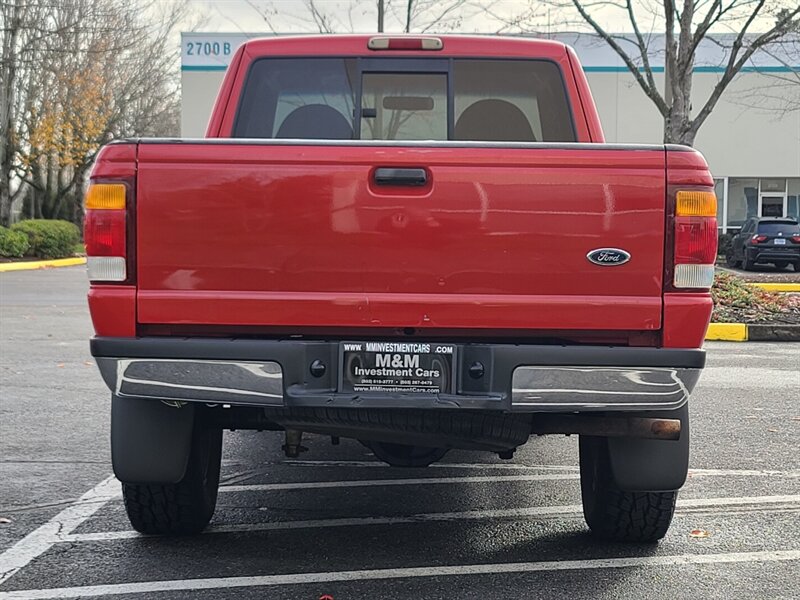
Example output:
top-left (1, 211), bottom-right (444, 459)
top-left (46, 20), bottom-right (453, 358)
top-left (1, 267), bottom-right (799, 599)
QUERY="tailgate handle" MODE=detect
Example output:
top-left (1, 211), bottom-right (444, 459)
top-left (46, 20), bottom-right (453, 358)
top-left (374, 168), bottom-right (427, 186)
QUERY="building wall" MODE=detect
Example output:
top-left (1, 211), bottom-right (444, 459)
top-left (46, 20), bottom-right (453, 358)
top-left (587, 71), bottom-right (800, 178)
top-left (181, 71), bottom-right (225, 137)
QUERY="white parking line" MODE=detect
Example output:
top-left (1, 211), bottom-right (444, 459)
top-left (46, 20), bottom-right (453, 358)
top-left (3, 468), bottom-right (798, 589)
top-left (59, 494), bottom-right (800, 543)
top-left (284, 460), bottom-right (800, 478)
top-left (220, 473), bottom-right (580, 492)
top-left (284, 460), bottom-right (577, 469)
top-left (1, 549), bottom-right (797, 599)
top-left (690, 468), bottom-right (800, 478)
top-left (219, 468), bottom-right (800, 492)
top-left (432, 462), bottom-right (580, 471)
top-left (0, 476), bottom-right (120, 586)
top-left (62, 504), bottom-right (584, 542)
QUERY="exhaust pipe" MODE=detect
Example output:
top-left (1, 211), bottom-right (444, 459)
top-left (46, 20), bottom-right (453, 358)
top-left (531, 416), bottom-right (681, 440)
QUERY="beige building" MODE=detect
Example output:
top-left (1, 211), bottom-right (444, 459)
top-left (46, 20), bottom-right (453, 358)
top-left (180, 32), bottom-right (800, 232)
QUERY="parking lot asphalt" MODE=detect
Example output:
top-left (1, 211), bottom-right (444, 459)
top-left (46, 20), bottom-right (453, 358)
top-left (716, 264), bottom-right (800, 282)
top-left (1, 266), bottom-right (799, 599)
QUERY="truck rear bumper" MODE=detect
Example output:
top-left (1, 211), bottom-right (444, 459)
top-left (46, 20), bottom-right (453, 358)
top-left (91, 337), bottom-right (704, 413)
top-left (749, 247), bottom-right (800, 262)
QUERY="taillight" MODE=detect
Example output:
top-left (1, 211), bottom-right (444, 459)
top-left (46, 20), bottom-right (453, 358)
top-left (750, 234), bottom-right (768, 244)
top-left (84, 183), bottom-right (127, 282)
top-left (792, 235), bottom-right (800, 244)
top-left (672, 190), bottom-right (717, 289)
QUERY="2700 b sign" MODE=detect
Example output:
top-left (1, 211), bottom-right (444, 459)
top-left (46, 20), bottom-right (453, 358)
top-left (340, 342), bottom-right (456, 394)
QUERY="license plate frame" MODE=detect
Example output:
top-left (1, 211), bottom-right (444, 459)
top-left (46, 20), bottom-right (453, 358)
top-left (339, 341), bottom-right (457, 394)
top-left (774, 238), bottom-right (787, 245)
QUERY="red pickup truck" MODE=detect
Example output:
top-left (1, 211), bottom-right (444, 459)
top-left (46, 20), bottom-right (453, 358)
top-left (86, 35), bottom-right (716, 542)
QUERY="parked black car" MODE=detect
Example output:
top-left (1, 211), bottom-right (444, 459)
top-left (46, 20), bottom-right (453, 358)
top-left (726, 217), bottom-right (800, 271)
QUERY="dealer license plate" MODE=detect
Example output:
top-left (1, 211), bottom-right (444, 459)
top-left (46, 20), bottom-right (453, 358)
top-left (340, 342), bottom-right (456, 394)
top-left (774, 238), bottom-right (787, 245)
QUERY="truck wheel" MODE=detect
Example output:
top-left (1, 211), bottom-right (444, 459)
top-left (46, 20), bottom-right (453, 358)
top-left (122, 425), bottom-right (222, 535)
top-left (364, 441), bottom-right (448, 467)
top-left (579, 436), bottom-right (676, 543)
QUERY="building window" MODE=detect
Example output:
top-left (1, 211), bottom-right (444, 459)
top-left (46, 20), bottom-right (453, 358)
top-left (759, 178), bottom-right (786, 217)
top-left (760, 178), bottom-right (786, 194)
top-left (789, 178), bottom-right (800, 222)
top-left (714, 179), bottom-right (724, 228)
top-left (727, 178), bottom-right (758, 229)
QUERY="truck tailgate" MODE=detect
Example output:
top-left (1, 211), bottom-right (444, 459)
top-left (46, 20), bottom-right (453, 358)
top-left (135, 142), bottom-right (666, 331)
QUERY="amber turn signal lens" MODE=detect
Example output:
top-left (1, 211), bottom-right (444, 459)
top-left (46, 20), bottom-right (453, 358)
top-left (85, 183), bottom-right (126, 210)
top-left (676, 190), bottom-right (717, 217)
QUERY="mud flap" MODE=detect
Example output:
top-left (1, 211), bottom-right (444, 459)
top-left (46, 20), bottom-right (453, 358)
top-left (111, 395), bottom-right (195, 484)
top-left (607, 404), bottom-right (690, 492)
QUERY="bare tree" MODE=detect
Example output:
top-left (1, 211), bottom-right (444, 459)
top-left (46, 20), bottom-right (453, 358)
top-left (245, 0), bottom-right (366, 33)
top-left (498, 0), bottom-right (800, 146)
top-left (246, 0), bottom-right (485, 34)
top-left (726, 30), bottom-right (800, 116)
top-left (0, 0), bottom-right (190, 226)
top-left (0, 1), bottom-right (21, 225)
top-left (1, 0), bottom-right (54, 225)
top-left (389, 0), bottom-right (475, 33)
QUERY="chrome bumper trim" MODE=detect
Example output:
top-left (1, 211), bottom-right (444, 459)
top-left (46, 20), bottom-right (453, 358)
top-left (96, 358), bottom-right (283, 405)
top-left (511, 366), bottom-right (700, 411)
top-left (95, 357), bottom-right (700, 412)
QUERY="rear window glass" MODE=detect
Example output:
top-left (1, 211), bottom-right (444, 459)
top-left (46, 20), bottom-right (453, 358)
top-left (234, 58), bottom-right (357, 139)
top-left (361, 73), bottom-right (447, 140)
top-left (453, 60), bottom-right (575, 142)
top-left (758, 222), bottom-right (800, 235)
top-left (234, 57), bottom-right (575, 142)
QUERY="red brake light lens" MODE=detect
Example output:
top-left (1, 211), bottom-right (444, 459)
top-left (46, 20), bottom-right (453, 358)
top-left (751, 234), bottom-right (768, 244)
top-left (84, 209), bottom-right (126, 256)
top-left (674, 216), bottom-right (718, 264)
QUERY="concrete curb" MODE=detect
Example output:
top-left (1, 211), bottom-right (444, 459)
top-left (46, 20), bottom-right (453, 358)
top-left (706, 323), bottom-right (748, 341)
top-left (706, 322), bottom-right (800, 342)
top-left (747, 283), bottom-right (800, 292)
top-left (747, 324), bottom-right (800, 342)
top-left (0, 257), bottom-right (86, 272)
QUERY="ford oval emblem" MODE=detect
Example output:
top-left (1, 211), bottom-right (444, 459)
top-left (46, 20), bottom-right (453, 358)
top-left (587, 248), bottom-right (631, 266)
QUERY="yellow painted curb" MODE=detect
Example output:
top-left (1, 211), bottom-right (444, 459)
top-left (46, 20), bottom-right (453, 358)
top-left (747, 282), bottom-right (800, 292)
top-left (0, 257), bottom-right (86, 272)
top-left (705, 323), bottom-right (748, 341)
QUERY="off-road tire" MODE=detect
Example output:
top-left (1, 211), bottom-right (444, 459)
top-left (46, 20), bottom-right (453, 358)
top-left (579, 436), bottom-right (677, 543)
top-left (265, 407), bottom-right (531, 452)
top-left (122, 426), bottom-right (222, 535)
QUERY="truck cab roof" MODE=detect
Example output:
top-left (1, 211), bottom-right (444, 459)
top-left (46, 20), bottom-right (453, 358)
top-left (238, 34), bottom-right (570, 60)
